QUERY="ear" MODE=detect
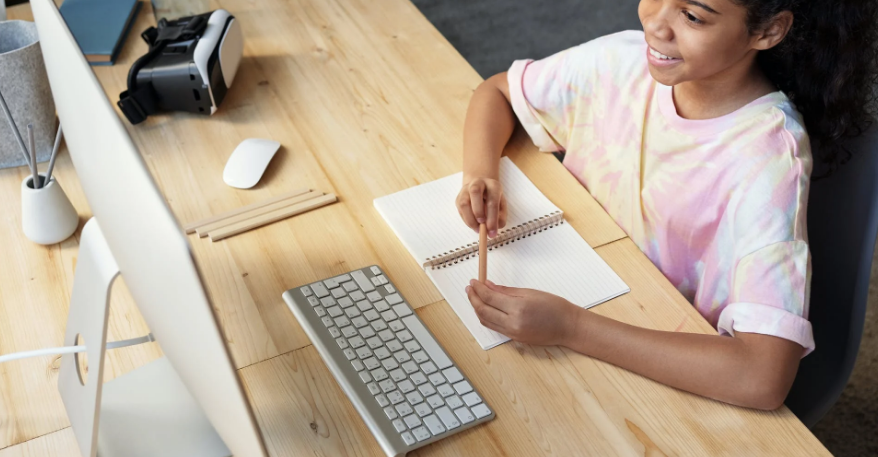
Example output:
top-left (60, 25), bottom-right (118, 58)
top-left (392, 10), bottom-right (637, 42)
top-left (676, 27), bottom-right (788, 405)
top-left (752, 10), bottom-right (794, 51)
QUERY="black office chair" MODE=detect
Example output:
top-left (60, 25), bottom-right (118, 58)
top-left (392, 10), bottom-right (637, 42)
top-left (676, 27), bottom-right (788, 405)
top-left (785, 124), bottom-right (878, 427)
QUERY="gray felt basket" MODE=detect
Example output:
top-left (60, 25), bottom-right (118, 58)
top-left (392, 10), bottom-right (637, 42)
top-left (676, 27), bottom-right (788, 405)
top-left (0, 20), bottom-right (56, 169)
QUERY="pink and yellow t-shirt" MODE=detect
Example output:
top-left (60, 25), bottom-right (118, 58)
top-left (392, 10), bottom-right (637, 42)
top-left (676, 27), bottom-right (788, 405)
top-left (508, 31), bottom-right (814, 354)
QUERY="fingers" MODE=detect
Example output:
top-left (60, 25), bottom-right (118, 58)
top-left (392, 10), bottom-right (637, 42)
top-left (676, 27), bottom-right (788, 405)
top-left (470, 279), bottom-right (516, 313)
top-left (468, 180), bottom-right (486, 225)
top-left (484, 181), bottom-right (502, 237)
top-left (498, 194), bottom-right (508, 229)
top-left (466, 285), bottom-right (508, 331)
top-left (485, 280), bottom-right (522, 297)
top-left (456, 191), bottom-right (479, 231)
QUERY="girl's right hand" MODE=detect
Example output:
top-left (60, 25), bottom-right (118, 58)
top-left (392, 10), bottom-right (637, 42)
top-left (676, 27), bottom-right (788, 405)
top-left (456, 176), bottom-right (507, 237)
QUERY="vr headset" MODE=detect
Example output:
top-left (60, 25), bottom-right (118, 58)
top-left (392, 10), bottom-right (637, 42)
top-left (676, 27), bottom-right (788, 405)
top-left (118, 10), bottom-right (243, 125)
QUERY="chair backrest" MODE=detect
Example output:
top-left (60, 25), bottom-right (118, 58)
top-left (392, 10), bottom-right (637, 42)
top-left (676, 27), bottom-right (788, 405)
top-left (785, 123), bottom-right (878, 427)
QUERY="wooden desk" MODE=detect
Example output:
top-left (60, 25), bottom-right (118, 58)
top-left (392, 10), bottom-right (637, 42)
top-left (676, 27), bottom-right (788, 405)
top-left (1, 1), bottom-right (829, 455)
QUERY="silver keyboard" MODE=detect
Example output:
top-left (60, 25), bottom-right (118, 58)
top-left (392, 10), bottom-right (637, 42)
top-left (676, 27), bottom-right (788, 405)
top-left (283, 265), bottom-right (494, 456)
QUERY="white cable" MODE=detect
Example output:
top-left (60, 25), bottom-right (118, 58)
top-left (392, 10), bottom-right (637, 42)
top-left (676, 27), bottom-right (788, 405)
top-left (0, 333), bottom-right (155, 364)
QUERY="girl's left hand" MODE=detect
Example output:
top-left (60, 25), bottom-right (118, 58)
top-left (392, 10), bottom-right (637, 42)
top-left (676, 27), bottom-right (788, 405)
top-left (465, 279), bottom-right (582, 347)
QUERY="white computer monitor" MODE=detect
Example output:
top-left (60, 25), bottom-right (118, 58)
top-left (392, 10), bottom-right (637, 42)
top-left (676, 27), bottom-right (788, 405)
top-left (31, 1), bottom-right (268, 456)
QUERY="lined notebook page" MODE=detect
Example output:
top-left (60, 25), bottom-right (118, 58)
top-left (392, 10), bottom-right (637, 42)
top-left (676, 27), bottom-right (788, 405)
top-left (427, 223), bottom-right (630, 349)
top-left (374, 157), bottom-right (560, 266)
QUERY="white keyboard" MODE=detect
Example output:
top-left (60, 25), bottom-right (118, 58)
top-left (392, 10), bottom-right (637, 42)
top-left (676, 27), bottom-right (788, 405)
top-left (283, 265), bottom-right (494, 456)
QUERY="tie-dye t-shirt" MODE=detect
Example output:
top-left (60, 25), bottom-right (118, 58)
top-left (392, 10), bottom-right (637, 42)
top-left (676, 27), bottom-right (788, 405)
top-left (508, 31), bottom-right (814, 354)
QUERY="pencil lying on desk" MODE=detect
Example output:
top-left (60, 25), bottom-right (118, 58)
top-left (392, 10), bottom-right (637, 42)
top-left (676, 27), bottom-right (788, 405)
top-left (479, 223), bottom-right (487, 283)
top-left (184, 187), bottom-right (310, 234)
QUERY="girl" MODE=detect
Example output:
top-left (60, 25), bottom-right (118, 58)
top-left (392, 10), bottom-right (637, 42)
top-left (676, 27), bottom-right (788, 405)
top-left (457, 0), bottom-right (877, 409)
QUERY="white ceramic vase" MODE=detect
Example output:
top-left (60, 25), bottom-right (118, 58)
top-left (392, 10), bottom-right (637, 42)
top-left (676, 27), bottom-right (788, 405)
top-left (21, 174), bottom-right (79, 245)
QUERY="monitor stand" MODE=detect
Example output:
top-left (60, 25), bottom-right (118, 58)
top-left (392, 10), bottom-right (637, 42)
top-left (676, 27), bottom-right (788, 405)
top-left (58, 218), bottom-right (231, 457)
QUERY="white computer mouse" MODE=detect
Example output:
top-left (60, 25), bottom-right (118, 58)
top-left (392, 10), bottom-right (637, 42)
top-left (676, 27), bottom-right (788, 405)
top-left (223, 138), bottom-right (281, 189)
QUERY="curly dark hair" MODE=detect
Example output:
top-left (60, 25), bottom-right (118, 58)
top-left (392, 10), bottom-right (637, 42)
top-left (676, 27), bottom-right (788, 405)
top-left (734, 0), bottom-right (878, 174)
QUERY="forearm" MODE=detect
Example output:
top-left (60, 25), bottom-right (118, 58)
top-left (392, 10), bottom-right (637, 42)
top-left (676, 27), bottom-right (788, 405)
top-left (564, 309), bottom-right (800, 410)
top-left (463, 73), bottom-right (516, 181)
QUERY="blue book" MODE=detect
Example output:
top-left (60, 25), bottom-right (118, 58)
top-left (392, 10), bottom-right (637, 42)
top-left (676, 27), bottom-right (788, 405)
top-left (60, 0), bottom-right (142, 66)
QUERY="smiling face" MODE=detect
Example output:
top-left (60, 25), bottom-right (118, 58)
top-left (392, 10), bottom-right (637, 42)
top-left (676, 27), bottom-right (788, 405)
top-left (638, 0), bottom-right (766, 86)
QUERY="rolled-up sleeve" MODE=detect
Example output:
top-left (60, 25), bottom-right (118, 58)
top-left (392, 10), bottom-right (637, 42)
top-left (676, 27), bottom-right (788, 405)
top-left (718, 240), bottom-right (815, 356)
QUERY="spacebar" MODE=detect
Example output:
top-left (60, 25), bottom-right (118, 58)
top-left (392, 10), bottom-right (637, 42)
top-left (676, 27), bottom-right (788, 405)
top-left (401, 316), bottom-right (452, 370)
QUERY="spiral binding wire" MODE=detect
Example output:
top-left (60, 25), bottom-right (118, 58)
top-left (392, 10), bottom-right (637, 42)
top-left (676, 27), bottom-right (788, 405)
top-left (423, 211), bottom-right (564, 269)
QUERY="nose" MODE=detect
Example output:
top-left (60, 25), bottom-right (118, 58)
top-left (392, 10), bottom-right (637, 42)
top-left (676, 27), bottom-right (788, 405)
top-left (640, 1), bottom-right (674, 43)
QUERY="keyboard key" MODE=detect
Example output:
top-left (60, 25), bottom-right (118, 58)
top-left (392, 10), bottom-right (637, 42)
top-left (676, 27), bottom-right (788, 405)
top-left (322, 317), bottom-right (334, 328)
top-left (385, 293), bottom-right (404, 305)
top-left (388, 391), bottom-right (405, 405)
top-left (371, 320), bottom-right (388, 332)
top-left (462, 392), bottom-right (482, 407)
top-left (350, 290), bottom-right (366, 302)
top-left (314, 306), bottom-right (327, 317)
top-left (323, 278), bottom-right (341, 289)
top-left (348, 337), bottom-right (365, 349)
top-left (376, 394), bottom-right (389, 407)
top-left (367, 291), bottom-right (382, 302)
top-left (401, 316), bottom-right (453, 369)
top-left (328, 327), bottom-right (341, 338)
top-left (392, 304), bottom-right (413, 318)
top-left (344, 307), bottom-right (361, 318)
top-left (370, 266), bottom-right (382, 275)
top-left (363, 310), bottom-right (381, 321)
top-left (379, 379), bottom-right (396, 393)
top-left (359, 371), bottom-right (372, 383)
top-left (351, 359), bottom-right (365, 372)
top-left (423, 414), bottom-right (446, 434)
top-left (370, 276), bottom-right (381, 287)
top-left (394, 351), bottom-right (411, 363)
top-left (336, 338), bottom-right (349, 349)
top-left (386, 340), bottom-right (403, 352)
top-left (341, 326), bottom-right (358, 338)
top-left (404, 340), bottom-right (421, 352)
top-left (453, 381), bottom-right (473, 395)
top-left (384, 406), bottom-right (398, 420)
top-left (392, 419), bottom-right (407, 433)
top-left (359, 326), bottom-right (376, 339)
top-left (307, 296), bottom-right (320, 307)
top-left (415, 402), bottom-right (433, 418)
top-left (351, 316), bottom-right (368, 328)
top-left (301, 285), bottom-right (313, 296)
top-left (366, 337), bottom-right (383, 349)
top-left (395, 403), bottom-right (413, 417)
top-left (454, 407), bottom-right (475, 424)
top-left (343, 348), bottom-right (357, 361)
top-left (356, 347), bottom-right (373, 359)
top-left (331, 288), bottom-right (346, 299)
top-left (320, 296), bottom-right (336, 307)
top-left (381, 310), bottom-right (398, 321)
top-left (426, 394), bottom-right (444, 408)
top-left (312, 282), bottom-right (329, 297)
top-left (374, 347), bottom-right (391, 360)
top-left (356, 300), bottom-right (372, 312)
top-left (442, 367), bottom-right (463, 384)
top-left (429, 373), bottom-right (445, 386)
top-left (421, 361), bottom-right (438, 375)
top-left (342, 281), bottom-right (358, 292)
top-left (371, 368), bottom-right (389, 382)
top-left (384, 284), bottom-right (396, 294)
top-left (378, 330), bottom-right (395, 342)
top-left (333, 274), bottom-right (352, 284)
top-left (404, 414), bottom-right (422, 429)
top-left (437, 384), bottom-right (455, 397)
top-left (446, 395), bottom-right (463, 409)
top-left (389, 320), bottom-right (406, 332)
top-left (338, 296), bottom-right (354, 308)
top-left (333, 316), bottom-right (350, 327)
top-left (396, 330), bottom-right (413, 343)
top-left (418, 383), bottom-right (436, 397)
top-left (472, 404), bottom-right (491, 419)
top-left (363, 357), bottom-right (380, 370)
top-left (390, 369), bottom-right (407, 382)
top-left (398, 379), bottom-right (415, 393)
top-left (412, 425), bottom-right (431, 442)
top-left (351, 270), bottom-right (375, 292)
top-left (401, 431), bottom-right (416, 445)
top-left (374, 300), bottom-right (390, 312)
top-left (406, 391), bottom-right (424, 405)
top-left (376, 275), bottom-right (389, 285)
top-left (382, 358), bottom-right (399, 371)
top-left (410, 372), bottom-right (428, 385)
top-left (367, 382), bottom-right (380, 395)
top-left (411, 351), bottom-right (429, 363)
top-left (401, 361), bottom-right (419, 374)
top-left (435, 406), bottom-right (461, 429)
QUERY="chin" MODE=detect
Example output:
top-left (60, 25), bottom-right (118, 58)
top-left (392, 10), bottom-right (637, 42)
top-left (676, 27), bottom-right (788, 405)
top-left (646, 65), bottom-right (680, 86)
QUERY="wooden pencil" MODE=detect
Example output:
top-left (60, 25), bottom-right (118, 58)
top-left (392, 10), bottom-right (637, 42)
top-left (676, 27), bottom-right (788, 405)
top-left (183, 187), bottom-right (310, 233)
top-left (479, 223), bottom-right (487, 283)
top-left (209, 193), bottom-right (338, 241)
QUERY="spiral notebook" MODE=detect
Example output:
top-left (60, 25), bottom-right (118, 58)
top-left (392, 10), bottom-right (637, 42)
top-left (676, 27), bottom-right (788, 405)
top-left (374, 158), bottom-right (630, 349)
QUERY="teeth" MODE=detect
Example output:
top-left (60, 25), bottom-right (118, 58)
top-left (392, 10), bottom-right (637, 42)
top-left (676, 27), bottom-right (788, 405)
top-left (649, 47), bottom-right (676, 60)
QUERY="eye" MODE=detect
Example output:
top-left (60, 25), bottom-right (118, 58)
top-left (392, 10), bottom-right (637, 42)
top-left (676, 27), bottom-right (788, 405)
top-left (683, 10), bottom-right (703, 24)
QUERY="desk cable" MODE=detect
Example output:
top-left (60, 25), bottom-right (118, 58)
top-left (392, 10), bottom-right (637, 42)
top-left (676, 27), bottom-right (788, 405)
top-left (0, 333), bottom-right (155, 364)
